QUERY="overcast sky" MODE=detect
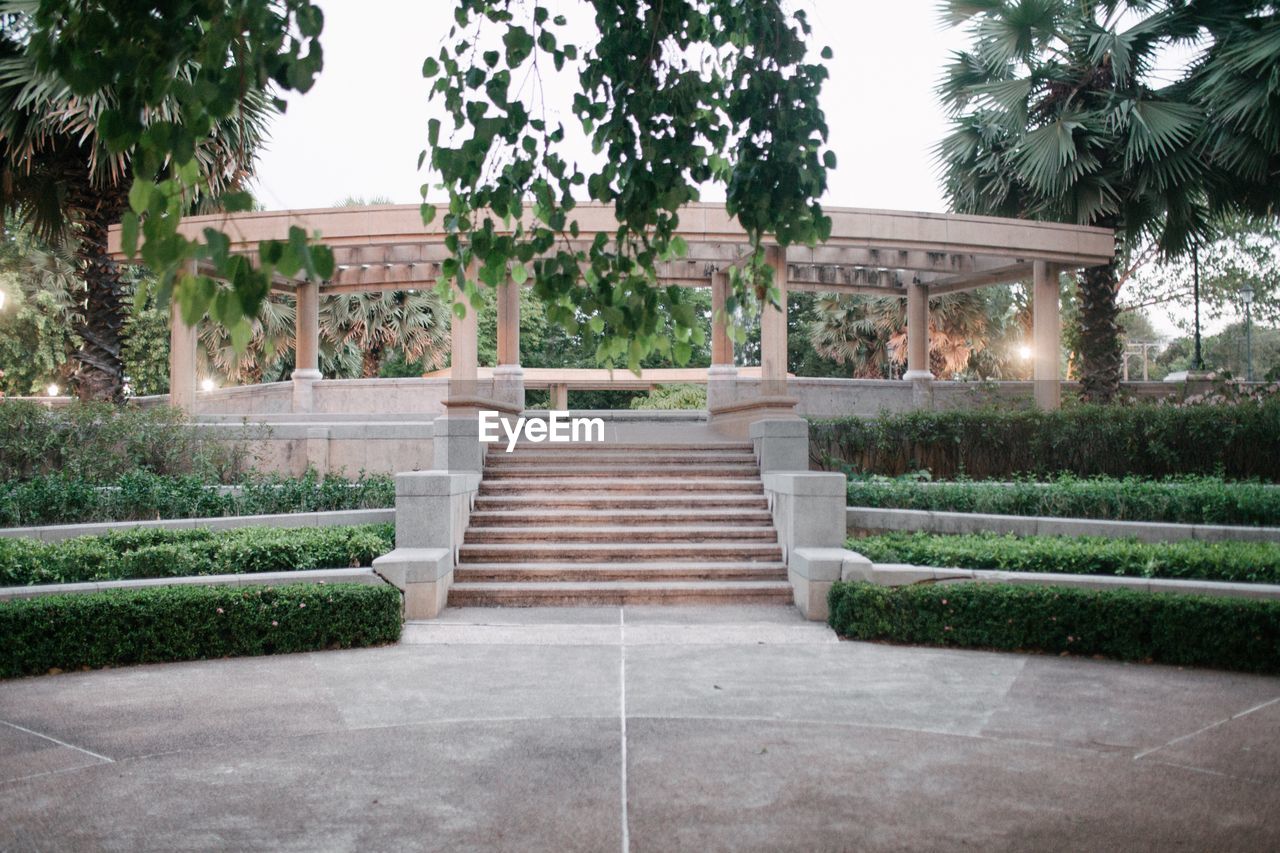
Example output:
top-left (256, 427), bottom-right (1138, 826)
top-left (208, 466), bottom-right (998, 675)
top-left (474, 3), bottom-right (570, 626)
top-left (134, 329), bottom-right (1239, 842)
top-left (251, 0), bottom-right (969, 213)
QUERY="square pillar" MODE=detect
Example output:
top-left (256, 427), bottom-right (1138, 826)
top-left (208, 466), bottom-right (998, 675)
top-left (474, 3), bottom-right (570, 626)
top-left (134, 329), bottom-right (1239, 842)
top-left (292, 280), bottom-right (321, 412)
top-left (1032, 261), bottom-right (1061, 410)
top-left (708, 270), bottom-right (738, 410)
top-left (449, 276), bottom-right (478, 384)
top-left (493, 277), bottom-right (525, 410)
top-left (904, 281), bottom-right (933, 410)
top-left (168, 299), bottom-right (197, 412)
top-left (904, 282), bottom-right (931, 381)
top-left (761, 246), bottom-right (789, 386)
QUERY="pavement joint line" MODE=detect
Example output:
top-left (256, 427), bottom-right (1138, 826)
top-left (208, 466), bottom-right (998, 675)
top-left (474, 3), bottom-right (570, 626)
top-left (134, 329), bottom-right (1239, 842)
top-left (1141, 758), bottom-right (1248, 782)
top-left (619, 607), bottom-right (630, 853)
top-left (0, 718), bottom-right (115, 765)
top-left (1132, 695), bottom-right (1280, 760)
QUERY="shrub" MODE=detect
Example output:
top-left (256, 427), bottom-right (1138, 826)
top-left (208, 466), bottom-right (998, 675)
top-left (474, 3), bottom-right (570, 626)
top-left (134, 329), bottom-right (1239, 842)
top-left (0, 469), bottom-right (396, 527)
top-left (0, 583), bottom-right (403, 679)
top-left (827, 581), bottom-right (1280, 674)
top-left (849, 532), bottom-right (1280, 585)
top-left (0, 524), bottom-right (396, 587)
top-left (846, 475), bottom-right (1280, 526)
top-left (0, 401), bottom-right (249, 482)
top-left (810, 401), bottom-right (1280, 480)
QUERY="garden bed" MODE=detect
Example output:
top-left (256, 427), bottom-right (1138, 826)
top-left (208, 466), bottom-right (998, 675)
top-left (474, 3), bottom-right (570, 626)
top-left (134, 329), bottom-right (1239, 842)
top-left (811, 403), bottom-right (1280, 480)
top-left (827, 581), bottom-right (1280, 674)
top-left (848, 532), bottom-right (1280, 585)
top-left (0, 524), bottom-right (395, 587)
top-left (0, 583), bottom-right (403, 679)
top-left (846, 476), bottom-right (1280, 526)
top-left (0, 470), bottom-right (395, 527)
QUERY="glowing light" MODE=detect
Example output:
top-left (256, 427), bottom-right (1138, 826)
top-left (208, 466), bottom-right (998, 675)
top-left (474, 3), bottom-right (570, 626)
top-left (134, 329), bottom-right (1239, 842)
top-left (46, 384), bottom-right (60, 397)
top-left (1018, 345), bottom-right (1033, 360)
top-left (0, 290), bottom-right (7, 310)
top-left (200, 378), bottom-right (217, 392)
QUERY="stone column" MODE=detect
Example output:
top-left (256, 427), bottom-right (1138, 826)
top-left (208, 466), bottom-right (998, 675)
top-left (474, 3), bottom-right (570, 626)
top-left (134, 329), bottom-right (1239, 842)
top-left (707, 269), bottom-right (738, 411)
top-left (904, 281), bottom-right (933, 409)
top-left (761, 246), bottom-right (789, 387)
top-left (450, 277), bottom-right (478, 385)
top-left (168, 299), bottom-right (198, 413)
top-left (492, 276), bottom-right (525, 410)
top-left (291, 280), bottom-right (321, 413)
top-left (1032, 261), bottom-right (1061, 410)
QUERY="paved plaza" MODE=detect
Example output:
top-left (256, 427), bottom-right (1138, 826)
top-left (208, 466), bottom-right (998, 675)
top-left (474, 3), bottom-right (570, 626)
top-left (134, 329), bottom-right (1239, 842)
top-left (2, 605), bottom-right (1278, 851)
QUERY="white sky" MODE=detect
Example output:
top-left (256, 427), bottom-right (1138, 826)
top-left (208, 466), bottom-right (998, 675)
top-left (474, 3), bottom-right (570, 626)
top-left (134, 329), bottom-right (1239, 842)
top-left (251, 0), bottom-right (968, 213)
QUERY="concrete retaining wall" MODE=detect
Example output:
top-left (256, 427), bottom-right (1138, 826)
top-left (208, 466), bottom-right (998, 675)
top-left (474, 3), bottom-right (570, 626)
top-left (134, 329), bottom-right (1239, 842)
top-left (0, 508), bottom-right (394, 542)
top-left (847, 506), bottom-right (1280, 544)
top-left (850, 561), bottom-right (1280, 601)
top-left (0, 567), bottom-right (385, 601)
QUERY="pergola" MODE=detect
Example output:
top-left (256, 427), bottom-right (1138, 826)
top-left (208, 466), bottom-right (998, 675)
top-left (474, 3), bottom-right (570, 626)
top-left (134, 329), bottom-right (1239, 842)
top-left (108, 202), bottom-right (1114, 412)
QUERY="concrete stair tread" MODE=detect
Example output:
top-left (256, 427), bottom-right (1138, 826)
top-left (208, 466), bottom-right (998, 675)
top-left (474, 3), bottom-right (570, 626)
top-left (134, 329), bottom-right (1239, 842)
top-left (450, 580), bottom-right (792, 591)
top-left (447, 579), bottom-right (794, 606)
top-left (454, 560), bottom-right (787, 572)
top-left (503, 442), bottom-right (752, 452)
top-left (474, 495), bottom-right (768, 508)
top-left (482, 465), bottom-right (759, 476)
top-left (468, 509), bottom-right (774, 524)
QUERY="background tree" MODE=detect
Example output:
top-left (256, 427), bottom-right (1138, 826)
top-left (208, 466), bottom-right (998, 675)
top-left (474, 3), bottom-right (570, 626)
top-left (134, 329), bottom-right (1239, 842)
top-left (0, 223), bottom-right (79, 395)
top-left (809, 290), bottom-right (1015, 379)
top-left (0, 18), bottom-right (273, 400)
top-left (936, 0), bottom-right (1216, 402)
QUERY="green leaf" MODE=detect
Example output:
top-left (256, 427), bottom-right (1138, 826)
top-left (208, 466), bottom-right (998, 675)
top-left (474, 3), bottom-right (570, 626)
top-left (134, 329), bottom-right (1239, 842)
top-left (510, 263), bottom-right (528, 284)
top-left (128, 181), bottom-right (153, 216)
top-left (422, 57), bottom-right (440, 77)
top-left (120, 212), bottom-right (139, 258)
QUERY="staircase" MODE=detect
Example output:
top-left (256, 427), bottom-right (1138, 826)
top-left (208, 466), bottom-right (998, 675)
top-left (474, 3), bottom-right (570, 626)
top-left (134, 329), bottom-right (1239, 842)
top-left (449, 441), bottom-right (792, 607)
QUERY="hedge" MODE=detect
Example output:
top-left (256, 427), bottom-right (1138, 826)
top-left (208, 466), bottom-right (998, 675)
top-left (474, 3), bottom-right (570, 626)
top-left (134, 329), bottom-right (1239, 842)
top-left (849, 532), bottom-right (1280, 585)
top-left (846, 475), bottom-right (1280, 526)
top-left (0, 469), bottom-right (396, 527)
top-left (827, 581), bottom-right (1280, 674)
top-left (0, 524), bottom-right (396, 587)
top-left (0, 401), bottom-right (247, 482)
top-left (0, 583), bottom-right (403, 679)
top-left (810, 402), bottom-right (1280, 480)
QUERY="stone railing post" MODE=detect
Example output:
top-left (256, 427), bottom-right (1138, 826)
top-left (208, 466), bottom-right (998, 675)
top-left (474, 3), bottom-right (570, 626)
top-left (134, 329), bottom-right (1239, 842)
top-left (762, 470), bottom-right (849, 622)
top-left (371, 470), bottom-right (481, 619)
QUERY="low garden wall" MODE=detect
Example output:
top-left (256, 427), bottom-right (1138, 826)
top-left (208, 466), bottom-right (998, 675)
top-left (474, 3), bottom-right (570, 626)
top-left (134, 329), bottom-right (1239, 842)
top-left (847, 507), bottom-right (1280, 544)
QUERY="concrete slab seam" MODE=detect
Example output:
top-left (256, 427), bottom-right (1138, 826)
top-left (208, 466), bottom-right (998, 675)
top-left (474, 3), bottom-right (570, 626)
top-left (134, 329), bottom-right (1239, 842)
top-left (1132, 695), bottom-right (1280, 761)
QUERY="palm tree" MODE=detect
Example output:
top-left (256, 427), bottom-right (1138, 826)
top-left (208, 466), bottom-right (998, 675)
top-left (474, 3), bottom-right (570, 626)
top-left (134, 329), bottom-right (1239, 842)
top-left (810, 291), bottom-right (1003, 379)
top-left (936, 0), bottom-right (1210, 402)
top-left (0, 18), bottom-right (270, 401)
top-left (199, 292), bottom-right (296, 386)
top-left (320, 290), bottom-right (450, 378)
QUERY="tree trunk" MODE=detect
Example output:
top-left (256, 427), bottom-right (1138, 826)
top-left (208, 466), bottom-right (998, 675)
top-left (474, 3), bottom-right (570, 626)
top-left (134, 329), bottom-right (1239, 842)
top-left (1077, 259), bottom-right (1123, 403)
top-left (361, 342), bottom-right (383, 378)
top-left (66, 171), bottom-right (129, 403)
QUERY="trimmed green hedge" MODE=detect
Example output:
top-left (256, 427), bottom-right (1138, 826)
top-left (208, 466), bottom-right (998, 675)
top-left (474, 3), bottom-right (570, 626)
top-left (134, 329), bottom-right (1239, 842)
top-left (827, 581), bottom-right (1280, 673)
top-left (846, 476), bottom-right (1280, 527)
top-left (849, 532), bottom-right (1280, 585)
top-left (0, 524), bottom-right (396, 587)
top-left (0, 469), bottom-right (396, 527)
top-left (0, 583), bottom-right (403, 679)
top-left (811, 403), bottom-right (1280, 480)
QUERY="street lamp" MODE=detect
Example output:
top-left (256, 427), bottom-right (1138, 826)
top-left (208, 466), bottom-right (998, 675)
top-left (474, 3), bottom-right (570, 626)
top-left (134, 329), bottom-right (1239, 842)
top-left (1242, 284), bottom-right (1255, 382)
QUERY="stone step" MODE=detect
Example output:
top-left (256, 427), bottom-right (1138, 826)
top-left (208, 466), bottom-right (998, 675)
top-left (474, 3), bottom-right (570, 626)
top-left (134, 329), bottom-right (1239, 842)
top-left (447, 579), bottom-right (794, 607)
top-left (457, 541), bottom-right (783, 563)
top-left (478, 478), bottom-right (765, 495)
top-left (486, 451), bottom-right (758, 466)
top-left (454, 561), bottom-right (789, 582)
top-left (504, 442), bottom-right (752, 453)
top-left (463, 525), bottom-right (779, 544)
top-left (482, 464), bottom-right (761, 480)
top-left (467, 508), bottom-right (775, 527)
top-left (473, 494), bottom-right (770, 511)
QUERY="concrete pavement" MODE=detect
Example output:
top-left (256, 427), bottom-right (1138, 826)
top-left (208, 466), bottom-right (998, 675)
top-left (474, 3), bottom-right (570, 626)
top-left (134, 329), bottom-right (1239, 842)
top-left (2, 604), bottom-right (1278, 851)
